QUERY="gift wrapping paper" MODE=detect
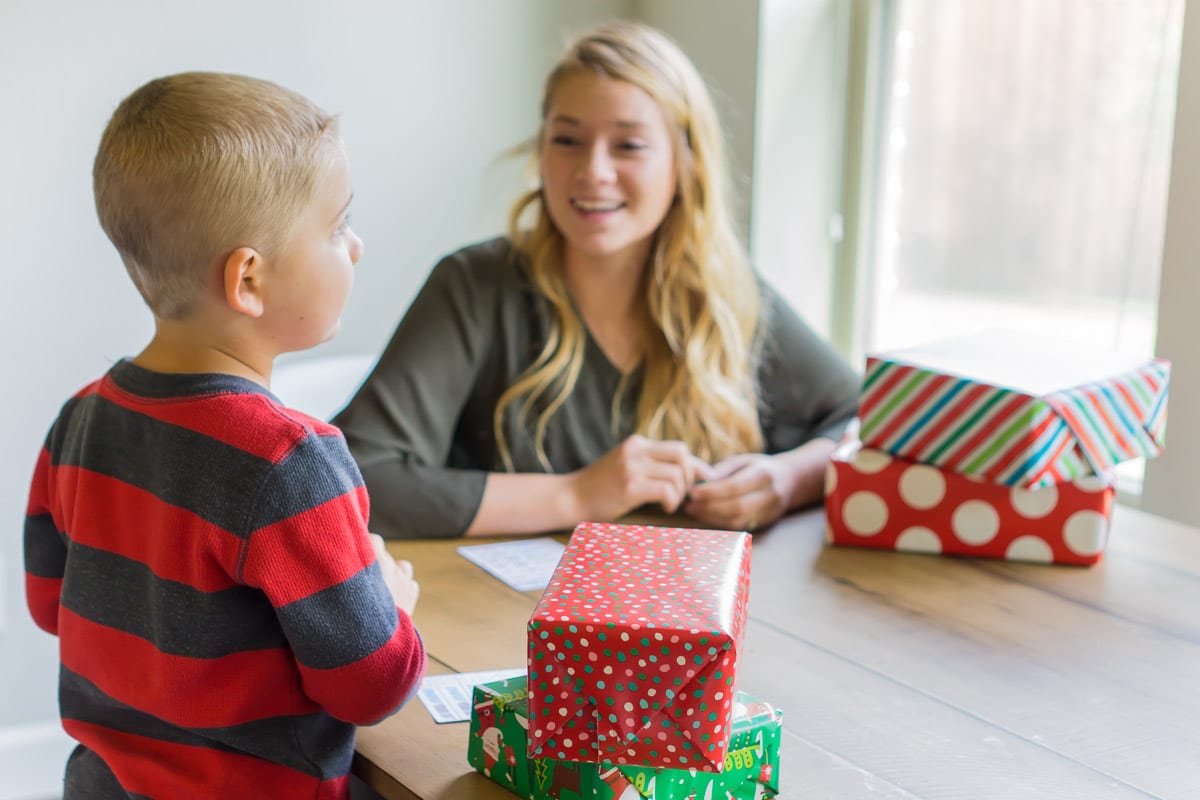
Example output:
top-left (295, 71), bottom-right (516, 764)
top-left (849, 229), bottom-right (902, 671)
top-left (528, 522), bottom-right (751, 771)
top-left (468, 675), bottom-right (781, 799)
top-left (857, 334), bottom-right (1169, 489)
top-left (825, 436), bottom-right (1116, 565)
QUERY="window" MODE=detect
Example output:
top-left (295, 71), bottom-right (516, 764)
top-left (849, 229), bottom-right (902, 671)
top-left (857, 0), bottom-right (1184, 493)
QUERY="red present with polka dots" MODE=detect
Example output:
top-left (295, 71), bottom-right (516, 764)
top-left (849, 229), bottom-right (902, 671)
top-left (825, 435), bottom-right (1115, 565)
top-left (527, 522), bottom-right (751, 772)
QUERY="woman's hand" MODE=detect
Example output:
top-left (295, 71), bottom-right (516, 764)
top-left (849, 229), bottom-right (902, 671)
top-left (683, 454), bottom-right (791, 531)
top-left (684, 439), bottom-right (838, 531)
top-left (567, 434), bottom-right (711, 522)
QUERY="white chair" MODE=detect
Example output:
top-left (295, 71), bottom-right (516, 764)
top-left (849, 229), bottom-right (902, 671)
top-left (271, 352), bottom-right (378, 421)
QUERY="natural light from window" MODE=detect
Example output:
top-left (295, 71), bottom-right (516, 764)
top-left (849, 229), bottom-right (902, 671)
top-left (864, 0), bottom-right (1184, 493)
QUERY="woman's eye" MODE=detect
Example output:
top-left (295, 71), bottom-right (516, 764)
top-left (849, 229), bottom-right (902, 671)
top-left (618, 141), bottom-right (647, 151)
top-left (550, 135), bottom-right (578, 147)
top-left (336, 215), bottom-right (352, 234)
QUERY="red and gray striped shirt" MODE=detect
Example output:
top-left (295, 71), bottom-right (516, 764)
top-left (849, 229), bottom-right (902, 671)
top-left (24, 360), bottom-right (425, 799)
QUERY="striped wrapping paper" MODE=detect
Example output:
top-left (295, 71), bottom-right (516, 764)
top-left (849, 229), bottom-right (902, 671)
top-left (857, 335), bottom-right (1170, 489)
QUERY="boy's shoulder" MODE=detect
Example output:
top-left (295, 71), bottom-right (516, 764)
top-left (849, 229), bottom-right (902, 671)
top-left (76, 359), bottom-right (348, 467)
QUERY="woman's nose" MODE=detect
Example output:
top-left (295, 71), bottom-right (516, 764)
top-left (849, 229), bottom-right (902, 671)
top-left (578, 143), bottom-right (616, 182)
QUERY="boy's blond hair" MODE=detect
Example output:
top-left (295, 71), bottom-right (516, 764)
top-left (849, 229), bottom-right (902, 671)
top-left (93, 72), bottom-right (340, 319)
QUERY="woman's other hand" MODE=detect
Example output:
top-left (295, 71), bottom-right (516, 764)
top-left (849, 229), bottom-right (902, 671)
top-left (567, 434), bottom-right (711, 522)
top-left (684, 438), bottom-right (836, 531)
top-left (683, 454), bottom-right (790, 531)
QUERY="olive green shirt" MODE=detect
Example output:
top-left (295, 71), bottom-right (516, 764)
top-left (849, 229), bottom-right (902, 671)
top-left (333, 238), bottom-right (860, 539)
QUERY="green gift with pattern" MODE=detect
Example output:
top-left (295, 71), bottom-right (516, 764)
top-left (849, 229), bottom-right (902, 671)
top-left (467, 676), bottom-right (781, 799)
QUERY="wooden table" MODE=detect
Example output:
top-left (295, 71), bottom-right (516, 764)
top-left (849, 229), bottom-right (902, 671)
top-left (355, 505), bottom-right (1200, 799)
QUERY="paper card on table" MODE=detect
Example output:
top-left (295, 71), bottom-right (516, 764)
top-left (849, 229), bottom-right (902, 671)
top-left (417, 668), bottom-right (525, 723)
top-left (457, 538), bottom-right (566, 592)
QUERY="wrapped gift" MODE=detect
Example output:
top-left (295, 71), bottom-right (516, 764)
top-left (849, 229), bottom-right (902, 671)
top-left (527, 522), bottom-right (751, 771)
top-left (468, 675), bottom-right (781, 799)
top-left (825, 435), bottom-right (1116, 565)
top-left (857, 332), bottom-right (1169, 488)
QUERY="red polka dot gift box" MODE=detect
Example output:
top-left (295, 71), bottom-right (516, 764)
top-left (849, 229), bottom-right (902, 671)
top-left (825, 434), bottom-right (1116, 565)
top-left (527, 522), bottom-right (751, 772)
top-left (858, 332), bottom-right (1169, 490)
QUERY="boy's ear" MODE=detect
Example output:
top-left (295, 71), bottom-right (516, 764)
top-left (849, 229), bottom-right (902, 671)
top-left (222, 247), bottom-right (266, 318)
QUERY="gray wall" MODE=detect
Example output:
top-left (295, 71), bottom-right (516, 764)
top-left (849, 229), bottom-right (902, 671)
top-left (0, 1), bottom-right (630, 795)
top-left (1143, 0), bottom-right (1200, 527)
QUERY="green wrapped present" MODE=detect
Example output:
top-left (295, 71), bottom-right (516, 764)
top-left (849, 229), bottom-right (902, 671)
top-left (467, 675), bottom-right (780, 799)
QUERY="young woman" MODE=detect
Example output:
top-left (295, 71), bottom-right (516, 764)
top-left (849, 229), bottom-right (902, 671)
top-left (334, 21), bottom-right (860, 539)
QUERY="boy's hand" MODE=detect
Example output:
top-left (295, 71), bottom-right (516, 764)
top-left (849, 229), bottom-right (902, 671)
top-left (369, 533), bottom-right (420, 617)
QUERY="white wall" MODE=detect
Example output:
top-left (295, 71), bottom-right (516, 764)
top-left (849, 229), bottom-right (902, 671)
top-left (751, 0), bottom-right (848, 338)
top-left (0, 1), bottom-right (628, 796)
top-left (1143, 0), bottom-right (1200, 526)
top-left (634, 0), bottom-right (761, 243)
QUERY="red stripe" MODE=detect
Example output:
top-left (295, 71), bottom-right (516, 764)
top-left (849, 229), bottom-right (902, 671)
top-left (1115, 381), bottom-right (1143, 418)
top-left (1054, 402), bottom-right (1106, 467)
top-left (1084, 388), bottom-right (1136, 458)
top-left (870, 373), bottom-right (954, 449)
top-left (242, 486), bottom-right (373, 603)
top-left (96, 377), bottom-right (308, 464)
top-left (1142, 364), bottom-right (1162, 394)
top-left (1039, 438), bottom-right (1080, 484)
top-left (25, 574), bottom-right (62, 635)
top-left (25, 448), bottom-right (52, 515)
top-left (59, 608), bottom-right (319, 728)
top-left (981, 414), bottom-right (1056, 483)
top-left (301, 616), bottom-right (426, 724)
top-left (47, 465), bottom-right (242, 591)
top-left (906, 383), bottom-right (992, 460)
top-left (941, 394), bottom-right (1029, 471)
top-left (856, 360), bottom-right (910, 418)
top-left (62, 720), bottom-right (346, 800)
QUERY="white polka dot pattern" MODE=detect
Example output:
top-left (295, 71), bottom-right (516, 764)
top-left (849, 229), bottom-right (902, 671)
top-left (527, 523), bottom-right (751, 770)
top-left (824, 438), bottom-right (1115, 565)
top-left (898, 465), bottom-right (946, 510)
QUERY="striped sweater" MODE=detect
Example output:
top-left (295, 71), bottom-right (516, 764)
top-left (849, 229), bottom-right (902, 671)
top-left (23, 360), bottom-right (425, 799)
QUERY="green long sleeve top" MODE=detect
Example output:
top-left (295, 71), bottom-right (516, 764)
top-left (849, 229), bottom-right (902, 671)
top-left (333, 238), bottom-right (861, 539)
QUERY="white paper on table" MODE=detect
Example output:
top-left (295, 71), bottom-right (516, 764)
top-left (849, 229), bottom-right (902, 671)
top-left (456, 537), bottom-right (566, 592)
top-left (416, 668), bottom-right (525, 724)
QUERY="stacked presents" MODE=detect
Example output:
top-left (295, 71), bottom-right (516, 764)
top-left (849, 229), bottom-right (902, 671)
top-left (825, 332), bottom-right (1170, 565)
top-left (469, 522), bottom-right (782, 798)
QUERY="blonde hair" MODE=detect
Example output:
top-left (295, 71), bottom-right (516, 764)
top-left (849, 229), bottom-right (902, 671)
top-left (93, 71), bottom-right (340, 319)
top-left (497, 20), bottom-right (764, 470)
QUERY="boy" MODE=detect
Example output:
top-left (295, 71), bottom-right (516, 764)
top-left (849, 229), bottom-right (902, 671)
top-left (23, 72), bottom-right (424, 799)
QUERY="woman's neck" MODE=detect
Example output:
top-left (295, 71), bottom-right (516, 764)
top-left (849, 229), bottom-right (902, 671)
top-left (564, 245), bottom-right (651, 373)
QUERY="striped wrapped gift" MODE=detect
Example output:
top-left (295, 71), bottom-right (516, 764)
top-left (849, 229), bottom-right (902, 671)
top-left (857, 332), bottom-right (1170, 489)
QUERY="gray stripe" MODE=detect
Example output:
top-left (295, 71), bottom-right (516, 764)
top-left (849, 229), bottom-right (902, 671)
top-left (60, 544), bottom-right (287, 658)
top-left (65, 744), bottom-right (153, 799)
top-left (50, 393), bottom-right (272, 535)
top-left (248, 432), bottom-right (366, 531)
top-left (278, 561), bottom-right (399, 670)
top-left (49, 394), bottom-right (363, 538)
top-left (62, 667), bottom-right (353, 780)
top-left (24, 513), bottom-right (66, 578)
